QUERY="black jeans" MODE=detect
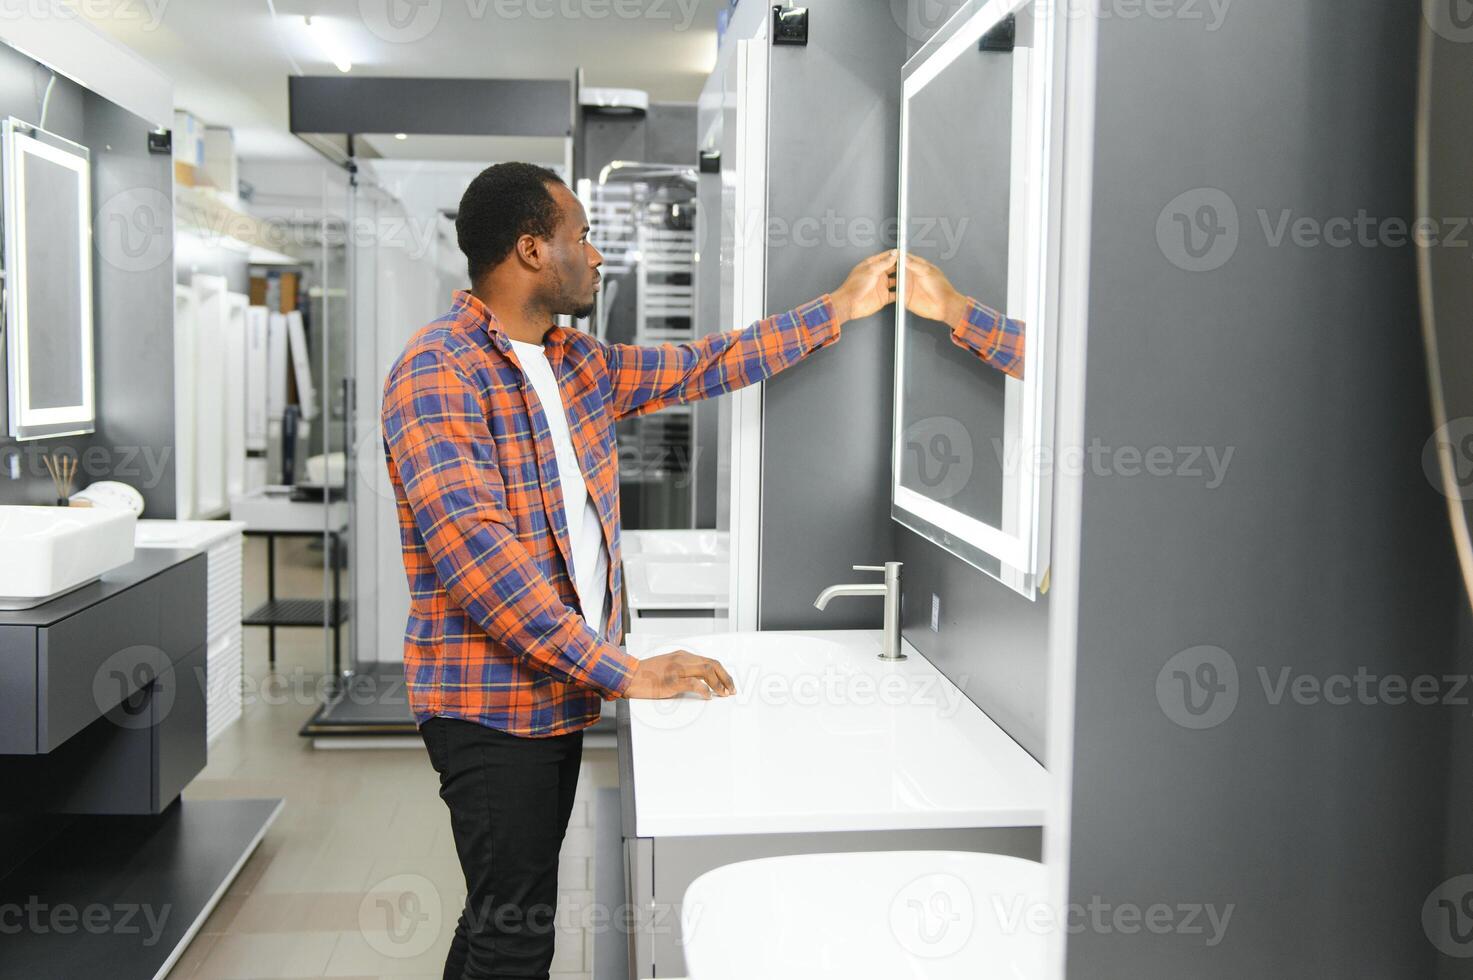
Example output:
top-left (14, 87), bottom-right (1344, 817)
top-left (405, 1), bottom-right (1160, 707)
top-left (420, 716), bottom-right (584, 980)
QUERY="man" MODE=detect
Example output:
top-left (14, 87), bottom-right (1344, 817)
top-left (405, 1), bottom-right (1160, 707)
top-left (381, 161), bottom-right (896, 979)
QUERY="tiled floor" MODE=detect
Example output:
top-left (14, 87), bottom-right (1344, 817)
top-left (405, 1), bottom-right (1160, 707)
top-left (168, 535), bottom-right (616, 979)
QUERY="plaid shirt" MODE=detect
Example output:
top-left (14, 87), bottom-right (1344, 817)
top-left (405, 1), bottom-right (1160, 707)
top-left (382, 290), bottom-right (842, 737)
top-left (952, 297), bottom-right (1026, 380)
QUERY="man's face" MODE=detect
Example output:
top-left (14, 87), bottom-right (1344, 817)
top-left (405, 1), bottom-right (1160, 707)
top-left (540, 182), bottom-right (603, 321)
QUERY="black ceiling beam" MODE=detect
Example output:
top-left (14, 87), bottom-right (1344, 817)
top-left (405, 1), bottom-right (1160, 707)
top-left (288, 76), bottom-right (573, 138)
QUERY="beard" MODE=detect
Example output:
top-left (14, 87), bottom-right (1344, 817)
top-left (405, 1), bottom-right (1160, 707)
top-left (570, 299), bottom-right (596, 320)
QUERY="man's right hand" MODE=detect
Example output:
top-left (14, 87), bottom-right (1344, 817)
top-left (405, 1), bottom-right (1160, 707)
top-left (622, 650), bottom-right (736, 700)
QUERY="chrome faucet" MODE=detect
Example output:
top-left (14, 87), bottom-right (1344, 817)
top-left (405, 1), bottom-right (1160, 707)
top-left (813, 562), bottom-right (906, 661)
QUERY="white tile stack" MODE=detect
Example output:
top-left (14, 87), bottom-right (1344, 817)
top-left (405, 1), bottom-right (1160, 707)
top-left (204, 531), bottom-right (245, 743)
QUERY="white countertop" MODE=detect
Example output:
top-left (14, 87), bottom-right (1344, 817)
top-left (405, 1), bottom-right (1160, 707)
top-left (135, 519), bottom-right (247, 551)
top-left (623, 630), bottom-right (1049, 838)
top-left (228, 488), bottom-right (348, 533)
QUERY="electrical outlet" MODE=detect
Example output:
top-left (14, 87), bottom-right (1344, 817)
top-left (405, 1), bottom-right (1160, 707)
top-left (930, 593), bottom-right (941, 632)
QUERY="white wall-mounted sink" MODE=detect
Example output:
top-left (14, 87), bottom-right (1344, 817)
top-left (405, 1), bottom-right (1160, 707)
top-left (681, 850), bottom-right (1047, 979)
top-left (0, 506), bottom-right (137, 602)
top-left (624, 630), bottom-right (1049, 836)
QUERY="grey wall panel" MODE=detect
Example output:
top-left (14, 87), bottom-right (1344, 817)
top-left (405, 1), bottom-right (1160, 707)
top-left (900, 533), bottom-right (1048, 761)
top-left (1064, 4), bottom-right (1457, 977)
top-left (644, 102), bottom-right (696, 165)
top-left (758, 0), bottom-right (907, 630)
top-left (0, 42), bottom-right (178, 515)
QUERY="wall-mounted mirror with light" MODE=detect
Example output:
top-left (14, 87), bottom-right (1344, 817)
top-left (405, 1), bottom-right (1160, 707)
top-left (2, 117), bottom-right (95, 441)
top-left (893, 0), bottom-right (1061, 599)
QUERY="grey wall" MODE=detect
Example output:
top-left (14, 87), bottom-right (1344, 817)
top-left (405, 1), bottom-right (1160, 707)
top-left (757, 0), bottom-right (907, 631)
top-left (1064, 3), bottom-right (1462, 977)
top-left (0, 42), bottom-right (179, 516)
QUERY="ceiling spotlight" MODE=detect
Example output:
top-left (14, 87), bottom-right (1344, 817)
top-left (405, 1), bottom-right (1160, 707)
top-left (303, 16), bottom-right (352, 73)
top-left (394, 133), bottom-right (408, 140)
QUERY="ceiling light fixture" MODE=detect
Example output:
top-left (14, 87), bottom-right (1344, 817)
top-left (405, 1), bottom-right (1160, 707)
top-left (303, 15), bottom-right (352, 73)
top-left (394, 133), bottom-right (407, 140)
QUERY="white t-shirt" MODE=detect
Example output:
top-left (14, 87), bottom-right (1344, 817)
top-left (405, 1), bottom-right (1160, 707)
top-left (509, 339), bottom-right (611, 635)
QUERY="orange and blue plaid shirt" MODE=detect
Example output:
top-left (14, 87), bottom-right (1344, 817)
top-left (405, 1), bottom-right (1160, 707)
top-left (953, 297), bottom-right (1025, 380)
top-left (381, 288), bottom-right (1022, 738)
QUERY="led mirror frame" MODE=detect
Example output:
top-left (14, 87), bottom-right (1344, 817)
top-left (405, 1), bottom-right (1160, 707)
top-left (893, 0), bottom-right (1057, 597)
top-left (2, 117), bottom-right (95, 441)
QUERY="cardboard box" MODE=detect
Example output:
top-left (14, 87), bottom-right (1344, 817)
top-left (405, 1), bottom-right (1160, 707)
top-left (172, 109), bottom-right (205, 169)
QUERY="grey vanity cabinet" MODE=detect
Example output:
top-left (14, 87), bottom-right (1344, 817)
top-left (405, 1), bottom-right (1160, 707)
top-left (0, 550), bottom-right (208, 815)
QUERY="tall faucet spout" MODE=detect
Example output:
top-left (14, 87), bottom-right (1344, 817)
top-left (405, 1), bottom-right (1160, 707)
top-left (813, 583), bottom-right (887, 610)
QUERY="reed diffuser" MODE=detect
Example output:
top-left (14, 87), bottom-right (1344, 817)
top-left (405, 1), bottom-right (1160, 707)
top-left (43, 453), bottom-right (77, 507)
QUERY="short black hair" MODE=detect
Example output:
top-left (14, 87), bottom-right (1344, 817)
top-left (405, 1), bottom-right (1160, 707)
top-left (455, 162), bottom-right (565, 282)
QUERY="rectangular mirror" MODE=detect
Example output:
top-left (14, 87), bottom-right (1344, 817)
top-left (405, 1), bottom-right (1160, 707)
top-left (894, 0), bottom-right (1059, 599)
top-left (2, 117), bottom-right (95, 441)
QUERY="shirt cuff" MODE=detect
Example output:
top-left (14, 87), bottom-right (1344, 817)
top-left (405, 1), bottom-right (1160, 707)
top-left (586, 640), bottom-right (639, 700)
top-left (805, 295), bottom-right (843, 351)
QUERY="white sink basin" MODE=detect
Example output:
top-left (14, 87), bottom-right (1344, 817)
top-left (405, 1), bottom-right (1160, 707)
top-left (623, 529), bottom-right (729, 558)
top-left (0, 506), bottom-right (137, 602)
top-left (681, 851), bottom-right (1047, 979)
top-left (625, 631), bottom-right (1049, 836)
